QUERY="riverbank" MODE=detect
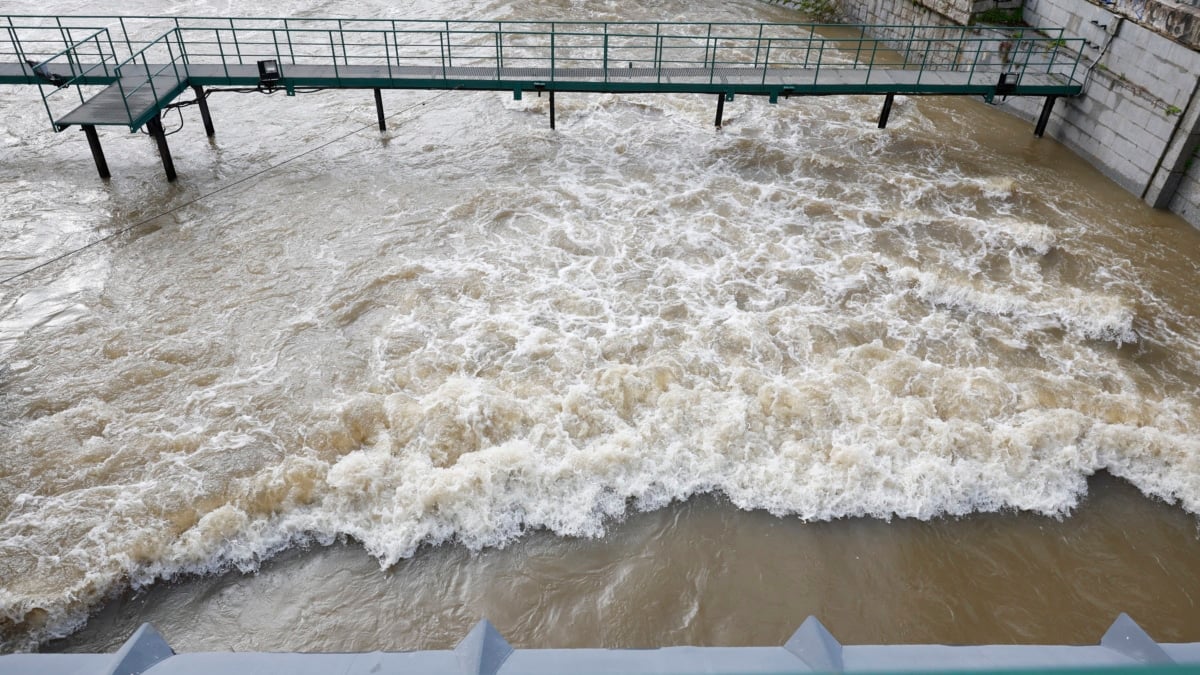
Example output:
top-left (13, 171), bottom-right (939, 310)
top-left (766, 0), bottom-right (1200, 229)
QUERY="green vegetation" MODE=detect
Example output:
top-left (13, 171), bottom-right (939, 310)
top-left (972, 4), bottom-right (1025, 26)
top-left (1165, 104), bottom-right (1183, 116)
top-left (794, 0), bottom-right (841, 23)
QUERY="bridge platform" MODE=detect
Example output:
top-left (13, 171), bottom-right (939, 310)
top-left (1, 16), bottom-right (1086, 181)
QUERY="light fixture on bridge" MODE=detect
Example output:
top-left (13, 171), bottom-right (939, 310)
top-left (257, 59), bottom-right (281, 89)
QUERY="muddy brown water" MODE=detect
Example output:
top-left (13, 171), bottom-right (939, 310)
top-left (2, 0), bottom-right (1199, 654)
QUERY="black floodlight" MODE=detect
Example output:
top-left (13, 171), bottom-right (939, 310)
top-left (257, 59), bottom-right (281, 88)
top-left (996, 72), bottom-right (1018, 96)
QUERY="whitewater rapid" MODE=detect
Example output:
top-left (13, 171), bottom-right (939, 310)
top-left (3, 0), bottom-right (1200, 653)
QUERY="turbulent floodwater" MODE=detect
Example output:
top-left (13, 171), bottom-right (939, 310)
top-left (3, 0), bottom-right (1200, 655)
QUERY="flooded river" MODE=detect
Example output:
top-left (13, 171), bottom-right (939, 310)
top-left (2, 0), bottom-right (1200, 654)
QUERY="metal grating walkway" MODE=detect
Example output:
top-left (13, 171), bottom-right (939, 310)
top-left (0, 15), bottom-right (1087, 180)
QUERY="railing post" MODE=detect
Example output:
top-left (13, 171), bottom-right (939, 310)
top-left (703, 23), bottom-right (712, 68)
top-left (709, 38), bottom-right (717, 84)
top-left (603, 27), bottom-right (609, 82)
top-left (390, 19), bottom-right (398, 74)
top-left (229, 18), bottom-right (242, 64)
top-left (653, 22), bottom-right (662, 82)
top-left (494, 30), bottom-right (501, 79)
top-left (866, 39), bottom-right (878, 85)
top-left (216, 29), bottom-right (229, 80)
top-left (916, 40), bottom-right (930, 84)
top-left (445, 21), bottom-right (452, 67)
top-left (329, 30), bottom-right (340, 85)
top-left (119, 17), bottom-right (132, 58)
top-left (969, 37), bottom-right (984, 85)
top-left (656, 34), bottom-right (663, 83)
top-left (753, 23), bottom-right (763, 67)
top-left (338, 19), bottom-right (347, 66)
top-left (145, 50), bottom-right (160, 108)
top-left (177, 28), bottom-right (191, 70)
top-left (551, 27), bottom-right (556, 81)
top-left (117, 66), bottom-right (133, 129)
top-left (285, 18), bottom-right (295, 65)
top-left (8, 22), bottom-right (29, 71)
top-left (439, 30), bottom-right (447, 79)
top-left (814, 38), bottom-right (823, 85)
top-left (761, 38), bottom-right (771, 85)
top-left (167, 30), bottom-right (181, 83)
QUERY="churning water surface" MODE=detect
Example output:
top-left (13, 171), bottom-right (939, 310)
top-left (3, 0), bottom-right (1200, 655)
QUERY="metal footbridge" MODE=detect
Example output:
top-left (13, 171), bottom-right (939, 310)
top-left (1, 15), bottom-right (1086, 181)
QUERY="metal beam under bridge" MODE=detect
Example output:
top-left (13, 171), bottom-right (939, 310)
top-left (0, 16), bottom-right (1085, 181)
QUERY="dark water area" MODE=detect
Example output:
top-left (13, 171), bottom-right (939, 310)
top-left (49, 473), bottom-right (1200, 654)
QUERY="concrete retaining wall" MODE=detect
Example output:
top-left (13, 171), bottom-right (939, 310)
top-left (821, 0), bottom-right (1200, 228)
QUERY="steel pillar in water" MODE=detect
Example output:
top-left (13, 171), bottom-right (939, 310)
top-left (147, 116), bottom-right (177, 182)
top-left (192, 85), bottom-right (215, 137)
top-left (374, 88), bottom-right (386, 132)
top-left (1035, 95), bottom-right (1058, 137)
top-left (549, 91), bottom-right (556, 130)
top-left (715, 93), bottom-right (725, 128)
top-left (82, 124), bottom-right (110, 179)
top-left (878, 93), bottom-right (895, 129)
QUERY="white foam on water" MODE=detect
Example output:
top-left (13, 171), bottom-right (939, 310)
top-left (3, 0), bottom-right (1200, 654)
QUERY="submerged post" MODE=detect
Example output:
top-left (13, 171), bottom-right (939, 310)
top-left (82, 125), bottom-right (110, 180)
top-left (192, 85), bottom-right (215, 137)
top-left (374, 88), bottom-right (386, 132)
top-left (878, 93), bottom-right (895, 129)
top-left (549, 90), bottom-right (556, 130)
top-left (1035, 95), bottom-right (1058, 137)
top-left (715, 93), bottom-right (725, 128)
top-left (146, 116), bottom-right (177, 182)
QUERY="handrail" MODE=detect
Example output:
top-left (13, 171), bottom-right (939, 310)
top-left (160, 23), bottom-right (1080, 78)
top-left (22, 27), bottom-right (116, 131)
top-left (113, 28), bottom-right (186, 129)
top-left (2, 15), bottom-right (1086, 134)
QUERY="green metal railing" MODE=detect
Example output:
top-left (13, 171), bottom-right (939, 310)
top-left (21, 27), bottom-right (119, 130)
top-left (112, 29), bottom-right (188, 129)
top-left (2, 15), bottom-right (1086, 132)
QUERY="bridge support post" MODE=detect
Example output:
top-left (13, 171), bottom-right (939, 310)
top-left (1034, 95), bottom-right (1058, 138)
top-left (192, 85), bottom-right (215, 137)
top-left (374, 88), bottom-right (386, 132)
top-left (878, 93), bottom-right (895, 129)
top-left (715, 93), bottom-right (725, 129)
top-left (147, 116), bottom-right (177, 183)
top-left (82, 125), bottom-right (110, 180)
top-left (549, 91), bottom-right (556, 130)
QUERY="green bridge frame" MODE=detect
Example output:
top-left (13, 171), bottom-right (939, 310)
top-left (0, 15), bottom-right (1086, 181)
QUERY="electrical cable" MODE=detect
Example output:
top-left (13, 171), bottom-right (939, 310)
top-left (0, 86), bottom-right (462, 287)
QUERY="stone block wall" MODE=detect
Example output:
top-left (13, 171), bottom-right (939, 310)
top-left (818, 0), bottom-right (1200, 227)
